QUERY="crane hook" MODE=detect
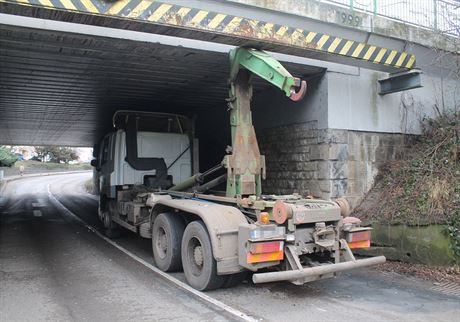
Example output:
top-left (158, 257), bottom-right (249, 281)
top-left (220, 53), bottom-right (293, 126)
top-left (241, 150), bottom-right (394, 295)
top-left (289, 79), bottom-right (307, 102)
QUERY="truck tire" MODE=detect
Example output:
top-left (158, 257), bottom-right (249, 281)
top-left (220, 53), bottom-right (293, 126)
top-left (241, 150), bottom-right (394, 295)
top-left (98, 207), bottom-right (103, 222)
top-left (152, 213), bottom-right (185, 272)
top-left (181, 221), bottom-right (225, 291)
top-left (102, 211), bottom-right (120, 239)
top-left (98, 195), bottom-right (107, 222)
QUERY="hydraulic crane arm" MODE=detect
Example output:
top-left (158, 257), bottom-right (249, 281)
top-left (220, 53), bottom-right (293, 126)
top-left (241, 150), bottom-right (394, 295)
top-left (223, 47), bottom-right (306, 198)
top-left (229, 48), bottom-right (307, 101)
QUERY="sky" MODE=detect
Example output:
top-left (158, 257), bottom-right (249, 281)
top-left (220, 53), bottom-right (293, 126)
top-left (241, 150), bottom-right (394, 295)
top-left (75, 148), bottom-right (93, 162)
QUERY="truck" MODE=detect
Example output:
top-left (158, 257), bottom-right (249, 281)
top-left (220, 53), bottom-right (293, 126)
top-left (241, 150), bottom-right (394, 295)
top-left (91, 47), bottom-right (385, 291)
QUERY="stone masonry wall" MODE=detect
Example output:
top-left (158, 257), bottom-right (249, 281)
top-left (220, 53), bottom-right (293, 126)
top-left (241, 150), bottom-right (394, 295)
top-left (258, 122), bottom-right (413, 207)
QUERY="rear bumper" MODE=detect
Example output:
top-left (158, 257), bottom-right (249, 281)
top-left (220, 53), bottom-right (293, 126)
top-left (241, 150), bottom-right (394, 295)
top-left (252, 256), bottom-right (386, 284)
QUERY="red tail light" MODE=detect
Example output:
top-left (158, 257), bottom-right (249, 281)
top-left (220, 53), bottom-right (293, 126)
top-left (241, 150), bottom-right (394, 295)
top-left (247, 241), bottom-right (284, 263)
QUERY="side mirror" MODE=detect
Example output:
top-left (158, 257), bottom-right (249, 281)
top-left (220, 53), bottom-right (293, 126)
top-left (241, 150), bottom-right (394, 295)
top-left (90, 159), bottom-right (98, 167)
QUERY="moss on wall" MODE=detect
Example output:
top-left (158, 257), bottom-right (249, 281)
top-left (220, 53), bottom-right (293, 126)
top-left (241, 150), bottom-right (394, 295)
top-left (357, 223), bottom-right (460, 266)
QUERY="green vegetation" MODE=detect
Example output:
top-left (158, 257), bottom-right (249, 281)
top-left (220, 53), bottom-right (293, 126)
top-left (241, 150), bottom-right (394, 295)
top-left (14, 160), bottom-right (92, 171)
top-left (356, 113), bottom-right (460, 259)
top-left (34, 146), bottom-right (78, 163)
top-left (84, 178), bottom-right (96, 194)
top-left (0, 146), bottom-right (18, 167)
top-left (445, 215), bottom-right (460, 258)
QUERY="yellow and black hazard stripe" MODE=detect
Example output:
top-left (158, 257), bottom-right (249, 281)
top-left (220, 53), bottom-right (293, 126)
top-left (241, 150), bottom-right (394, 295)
top-left (2, 0), bottom-right (416, 69)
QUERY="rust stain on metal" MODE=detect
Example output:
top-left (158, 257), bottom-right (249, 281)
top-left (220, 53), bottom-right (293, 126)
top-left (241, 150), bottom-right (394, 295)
top-left (237, 21), bottom-right (256, 38)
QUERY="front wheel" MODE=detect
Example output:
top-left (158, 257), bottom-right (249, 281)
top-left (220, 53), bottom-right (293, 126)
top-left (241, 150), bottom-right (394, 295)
top-left (102, 210), bottom-right (120, 239)
top-left (98, 207), bottom-right (103, 222)
top-left (181, 221), bottom-right (226, 291)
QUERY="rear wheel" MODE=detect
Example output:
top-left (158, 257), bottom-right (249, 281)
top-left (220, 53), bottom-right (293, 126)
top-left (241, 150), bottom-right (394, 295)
top-left (181, 221), bottom-right (225, 291)
top-left (152, 213), bottom-right (185, 272)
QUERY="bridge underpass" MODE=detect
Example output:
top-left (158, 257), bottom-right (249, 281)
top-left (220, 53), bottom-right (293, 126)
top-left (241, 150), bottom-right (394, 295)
top-left (1, 0), bottom-right (456, 200)
top-left (0, 21), bottom-right (328, 171)
top-left (0, 1), bottom-right (415, 145)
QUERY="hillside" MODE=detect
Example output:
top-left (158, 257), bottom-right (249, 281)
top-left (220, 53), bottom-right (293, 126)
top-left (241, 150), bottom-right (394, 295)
top-left (354, 114), bottom-right (460, 256)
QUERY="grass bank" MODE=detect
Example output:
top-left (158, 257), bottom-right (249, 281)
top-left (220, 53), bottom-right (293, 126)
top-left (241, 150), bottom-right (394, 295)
top-left (14, 160), bottom-right (92, 171)
top-left (355, 113), bottom-right (460, 262)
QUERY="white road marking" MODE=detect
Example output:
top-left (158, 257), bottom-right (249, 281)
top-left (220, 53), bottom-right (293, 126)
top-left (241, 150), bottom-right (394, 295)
top-left (32, 202), bottom-right (44, 208)
top-left (46, 184), bottom-right (258, 322)
top-left (33, 210), bottom-right (42, 217)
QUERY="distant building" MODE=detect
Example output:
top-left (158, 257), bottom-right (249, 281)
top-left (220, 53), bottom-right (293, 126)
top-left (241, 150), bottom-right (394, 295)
top-left (10, 146), bottom-right (35, 160)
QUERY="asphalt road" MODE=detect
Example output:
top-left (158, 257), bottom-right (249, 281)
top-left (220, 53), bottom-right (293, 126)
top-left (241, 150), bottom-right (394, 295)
top-left (1, 173), bottom-right (459, 322)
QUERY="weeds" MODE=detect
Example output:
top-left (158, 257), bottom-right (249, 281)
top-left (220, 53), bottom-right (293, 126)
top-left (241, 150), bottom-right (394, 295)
top-left (84, 179), bottom-right (95, 195)
top-left (355, 113), bottom-right (460, 230)
top-left (445, 212), bottom-right (460, 259)
top-left (14, 160), bottom-right (92, 171)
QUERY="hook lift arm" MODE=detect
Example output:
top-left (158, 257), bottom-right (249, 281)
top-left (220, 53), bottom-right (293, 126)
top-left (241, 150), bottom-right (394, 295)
top-left (229, 48), bottom-right (307, 101)
top-left (223, 47), bottom-right (307, 198)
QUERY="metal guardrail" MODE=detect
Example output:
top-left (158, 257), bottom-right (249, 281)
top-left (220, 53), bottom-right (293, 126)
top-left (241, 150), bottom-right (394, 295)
top-left (319, 0), bottom-right (460, 36)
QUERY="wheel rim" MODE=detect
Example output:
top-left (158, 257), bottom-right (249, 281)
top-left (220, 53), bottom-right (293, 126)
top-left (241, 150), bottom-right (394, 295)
top-left (155, 227), bottom-right (168, 259)
top-left (187, 236), bottom-right (204, 276)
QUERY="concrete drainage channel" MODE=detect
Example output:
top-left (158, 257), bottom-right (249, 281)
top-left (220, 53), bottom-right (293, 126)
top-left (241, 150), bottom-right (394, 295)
top-left (43, 182), bottom-right (258, 322)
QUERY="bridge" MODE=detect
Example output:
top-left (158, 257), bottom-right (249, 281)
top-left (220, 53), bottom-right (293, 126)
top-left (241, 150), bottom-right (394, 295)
top-left (0, 0), bottom-right (458, 204)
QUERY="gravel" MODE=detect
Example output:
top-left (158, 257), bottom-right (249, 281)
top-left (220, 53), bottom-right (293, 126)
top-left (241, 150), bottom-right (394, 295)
top-left (376, 261), bottom-right (460, 284)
